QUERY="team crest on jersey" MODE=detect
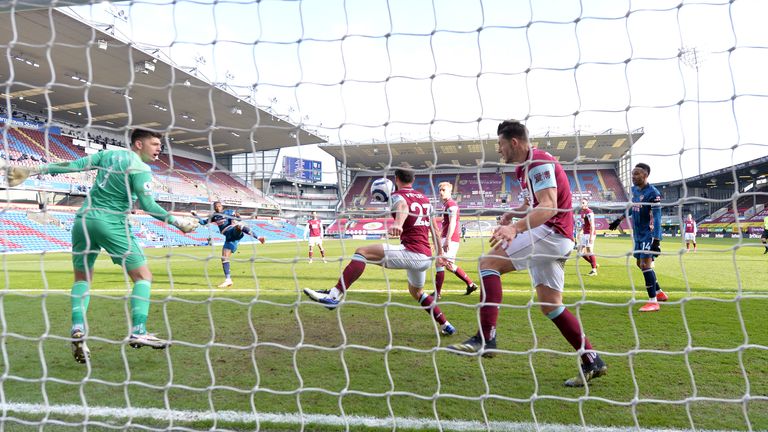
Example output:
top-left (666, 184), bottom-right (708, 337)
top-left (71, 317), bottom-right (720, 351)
top-left (143, 182), bottom-right (152, 191)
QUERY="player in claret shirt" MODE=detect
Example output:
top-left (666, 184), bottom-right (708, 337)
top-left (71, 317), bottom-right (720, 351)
top-left (578, 198), bottom-right (599, 276)
top-left (303, 168), bottom-right (457, 336)
top-left (448, 120), bottom-right (606, 387)
top-left (305, 211), bottom-right (327, 263)
top-left (683, 214), bottom-right (697, 252)
top-left (192, 201), bottom-right (265, 288)
top-left (433, 182), bottom-right (478, 299)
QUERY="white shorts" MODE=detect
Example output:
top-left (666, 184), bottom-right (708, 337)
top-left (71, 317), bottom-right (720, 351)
top-left (308, 237), bottom-right (323, 247)
top-left (442, 241), bottom-right (460, 261)
top-left (501, 225), bottom-right (574, 291)
top-left (684, 233), bottom-right (696, 241)
top-left (580, 234), bottom-right (594, 248)
top-left (381, 243), bottom-right (432, 288)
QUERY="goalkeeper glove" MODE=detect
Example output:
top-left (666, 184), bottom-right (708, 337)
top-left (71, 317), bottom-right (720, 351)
top-left (4, 165), bottom-right (40, 187)
top-left (608, 218), bottom-right (622, 231)
top-left (651, 238), bottom-right (661, 254)
top-left (171, 216), bottom-right (200, 233)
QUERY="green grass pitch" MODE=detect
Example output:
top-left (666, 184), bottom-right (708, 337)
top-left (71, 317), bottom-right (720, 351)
top-left (0, 236), bottom-right (766, 431)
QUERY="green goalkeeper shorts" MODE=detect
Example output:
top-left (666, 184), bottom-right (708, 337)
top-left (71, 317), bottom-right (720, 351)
top-left (71, 215), bottom-right (146, 272)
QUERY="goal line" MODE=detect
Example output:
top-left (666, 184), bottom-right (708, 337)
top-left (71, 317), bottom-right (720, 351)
top-left (0, 401), bottom-right (736, 432)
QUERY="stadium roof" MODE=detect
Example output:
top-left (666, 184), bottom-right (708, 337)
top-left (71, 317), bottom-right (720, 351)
top-left (0, 8), bottom-right (325, 157)
top-left (320, 131), bottom-right (642, 171)
top-left (659, 155), bottom-right (768, 189)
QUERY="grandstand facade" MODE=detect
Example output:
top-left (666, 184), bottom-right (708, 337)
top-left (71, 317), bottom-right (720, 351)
top-left (658, 156), bottom-right (768, 238)
top-left (318, 132), bottom-right (639, 237)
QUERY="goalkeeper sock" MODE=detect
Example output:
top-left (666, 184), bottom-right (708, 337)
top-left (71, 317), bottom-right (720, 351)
top-left (130, 280), bottom-right (152, 335)
top-left (642, 268), bottom-right (658, 299)
top-left (435, 268), bottom-right (445, 297)
top-left (222, 260), bottom-right (231, 279)
top-left (70, 281), bottom-right (90, 333)
top-left (454, 266), bottom-right (474, 286)
top-left (548, 306), bottom-right (595, 365)
top-left (418, 293), bottom-right (446, 325)
top-left (335, 253), bottom-right (366, 292)
top-left (479, 269), bottom-right (502, 342)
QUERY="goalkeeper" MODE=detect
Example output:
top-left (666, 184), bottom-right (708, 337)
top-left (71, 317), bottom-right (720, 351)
top-left (608, 162), bottom-right (669, 312)
top-left (191, 201), bottom-right (265, 288)
top-left (3, 129), bottom-right (199, 364)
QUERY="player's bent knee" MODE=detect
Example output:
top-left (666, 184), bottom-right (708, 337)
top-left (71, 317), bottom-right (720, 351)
top-left (539, 304), bottom-right (560, 316)
top-left (478, 256), bottom-right (514, 273)
top-left (407, 285), bottom-right (423, 300)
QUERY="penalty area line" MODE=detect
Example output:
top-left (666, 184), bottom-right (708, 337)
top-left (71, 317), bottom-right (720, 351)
top-left (0, 401), bottom-right (729, 432)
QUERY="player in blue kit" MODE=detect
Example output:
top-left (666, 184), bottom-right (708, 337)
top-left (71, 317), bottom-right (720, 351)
top-left (192, 201), bottom-right (265, 288)
top-left (608, 163), bottom-right (668, 312)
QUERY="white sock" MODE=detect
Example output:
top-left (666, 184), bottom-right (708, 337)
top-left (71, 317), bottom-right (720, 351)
top-left (329, 287), bottom-right (341, 300)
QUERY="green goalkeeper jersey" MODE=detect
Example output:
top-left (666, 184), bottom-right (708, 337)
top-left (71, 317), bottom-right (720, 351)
top-left (40, 150), bottom-right (173, 223)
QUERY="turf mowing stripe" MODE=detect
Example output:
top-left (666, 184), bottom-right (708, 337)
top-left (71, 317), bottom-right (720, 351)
top-left (3, 288), bottom-right (765, 296)
top-left (0, 401), bottom-right (733, 432)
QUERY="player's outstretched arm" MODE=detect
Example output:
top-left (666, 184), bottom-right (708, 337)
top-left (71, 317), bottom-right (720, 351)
top-left (190, 211), bottom-right (208, 225)
top-left (4, 165), bottom-right (39, 187)
top-left (608, 215), bottom-right (625, 230)
top-left (2, 153), bottom-right (101, 187)
top-left (171, 216), bottom-right (200, 233)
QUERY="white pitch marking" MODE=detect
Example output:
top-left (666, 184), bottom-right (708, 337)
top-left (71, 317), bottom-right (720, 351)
top-left (0, 401), bottom-right (733, 432)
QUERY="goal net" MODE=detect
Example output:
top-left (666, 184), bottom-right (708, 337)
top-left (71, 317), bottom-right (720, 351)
top-left (0, 0), bottom-right (766, 431)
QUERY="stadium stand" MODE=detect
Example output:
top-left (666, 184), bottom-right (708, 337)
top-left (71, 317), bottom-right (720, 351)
top-left (698, 189), bottom-right (768, 235)
top-left (341, 169), bottom-right (628, 210)
top-left (1, 126), bottom-right (277, 206)
top-left (567, 169), bottom-right (628, 202)
top-left (0, 209), bottom-right (303, 253)
top-left (333, 169), bottom-right (632, 237)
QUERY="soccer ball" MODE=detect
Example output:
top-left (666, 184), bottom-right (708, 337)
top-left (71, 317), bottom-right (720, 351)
top-left (370, 178), bottom-right (395, 203)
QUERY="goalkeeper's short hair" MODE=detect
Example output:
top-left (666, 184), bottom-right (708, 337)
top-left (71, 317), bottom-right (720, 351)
top-left (130, 129), bottom-right (162, 148)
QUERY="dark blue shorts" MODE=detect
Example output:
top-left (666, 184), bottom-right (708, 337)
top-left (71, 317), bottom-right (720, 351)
top-left (223, 229), bottom-right (244, 253)
top-left (633, 237), bottom-right (653, 259)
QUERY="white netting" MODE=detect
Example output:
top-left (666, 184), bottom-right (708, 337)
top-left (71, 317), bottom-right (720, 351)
top-left (0, 0), bottom-right (766, 431)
